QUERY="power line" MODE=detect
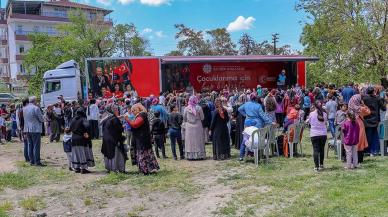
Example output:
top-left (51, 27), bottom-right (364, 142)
top-left (272, 33), bottom-right (279, 55)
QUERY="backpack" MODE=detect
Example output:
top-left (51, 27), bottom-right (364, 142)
top-left (303, 96), bottom-right (311, 108)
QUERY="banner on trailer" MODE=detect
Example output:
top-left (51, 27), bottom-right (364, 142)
top-left (187, 62), bottom-right (286, 91)
top-left (87, 58), bottom-right (160, 97)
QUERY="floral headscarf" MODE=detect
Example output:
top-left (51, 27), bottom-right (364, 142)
top-left (188, 96), bottom-right (198, 116)
top-left (348, 94), bottom-right (362, 115)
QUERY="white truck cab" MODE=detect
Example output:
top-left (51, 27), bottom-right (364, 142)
top-left (41, 60), bottom-right (81, 108)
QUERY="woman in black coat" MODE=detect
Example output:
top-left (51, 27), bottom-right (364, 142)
top-left (362, 86), bottom-right (386, 155)
top-left (210, 98), bottom-right (231, 160)
top-left (70, 108), bottom-right (95, 174)
top-left (101, 104), bottom-right (127, 173)
top-left (125, 103), bottom-right (159, 175)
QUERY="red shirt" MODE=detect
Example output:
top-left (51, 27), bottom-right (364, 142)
top-left (103, 90), bottom-right (113, 99)
top-left (113, 91), bottom-right (124, 99)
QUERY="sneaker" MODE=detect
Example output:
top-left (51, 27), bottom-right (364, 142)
top-left (75, 169), bottom-right (81, 173)
top-left (173, 157), bottom-right (178, 161)
top-left (36, 163), bottom-right (47, 167)
top-left (238, 158), bottom-right (244, 161)
top-left (180, 156), bottom-right (185, 160)
top-left (68, 167), bottom-right (74, 171)
top-left (319, 165), bottom-right (325, 170)
top-left (81, 169), bottom-right (91, 174)
top-left (314, 167), bottom-right (319, 172)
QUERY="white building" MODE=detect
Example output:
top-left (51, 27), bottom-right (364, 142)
top-left (0, 0), bottom-right (112, 84)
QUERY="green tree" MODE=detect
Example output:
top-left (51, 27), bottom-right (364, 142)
top-left (297, 0), bottom-right (388, 87)
top-left (238, 33), bottom-right (295, 55)
top-left (238, 33), bottom-right (256, 55)
top-left (206, 28), bottom-right (237, 55)
top-left (174, 24), bottom-right (212, 56)
top-left (112, 23), bottom-right (151, 56)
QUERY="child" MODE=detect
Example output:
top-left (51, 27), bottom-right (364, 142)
top-left (342, 112), bottom-right (360, 169)
top-left (168, 104), bottom-right (184, 160)
top-left (4, 115), bottom-right (12, 142)
top-left (295, 104), bottom-right (305, 123)
top-left (151, 111), bottom-right (167, 158)
top-left (335, 103), bottom-right (347, 126)
top-left (63, 128), bottom-right (73, 171)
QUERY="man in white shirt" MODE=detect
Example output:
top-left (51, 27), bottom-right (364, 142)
top-left (87, 99), bottom-right (100, 139)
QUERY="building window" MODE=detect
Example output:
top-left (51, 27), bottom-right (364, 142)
top-left (19, 64), bottom-right (26, 74)
top-left (45, 80), bottom-right (61, 93)
top-left (17, 25), bottom-right (23, 34)
top-left (33, 26), bottom-right (39, 32)
top-left (19, 45), bottom-right (25, 54)
top-left (89, 12), bottom-right (97, 21)
top-left (0, 65), bottom-right (4, 76)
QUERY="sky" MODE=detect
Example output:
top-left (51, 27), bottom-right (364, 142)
top-left (3, 0), bottom-right (308, 56)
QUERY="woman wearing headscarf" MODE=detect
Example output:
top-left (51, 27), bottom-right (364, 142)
top-left (210, 98), bottom-right (231, 160)
top-left (264, 89), bottom-right (277, 123)
top-left (348, 94), bottom-right (370, 163)
top-left (362, 86), bottom-right (386, 156)
top-left (125, 103), bottom-right (159, 175)
top-left (101, 104), bottom-right (127, 173)
top-left (70, 108), bottom-right (95, 174)
top-left (184, 96), bottom-right (205, 160)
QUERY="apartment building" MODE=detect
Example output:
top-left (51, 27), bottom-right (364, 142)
top-left (0, 0), bottom-right (113, 84)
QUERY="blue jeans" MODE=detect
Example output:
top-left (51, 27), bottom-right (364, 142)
top-left (365, 127), bottom-right (379, 154)
top-left (239, 141), bottom-right (246, 158)
top-left (169, 128), bottom-right (184, 159)
top-left (27, 132), bottom-right (41, 165)
top-left (328, 118), bottom-right (335, 138)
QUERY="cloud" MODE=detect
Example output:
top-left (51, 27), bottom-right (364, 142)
top-left (139, 0), bottom-right (170, 6)
top-left (226, 16), bottom-right (256, 32)
top-left (117, 0), bottom-right (135, 4)
top-left (96, 0), bottom-right (112, 5)
top-left (142, 28), bottom-right (153, 34)
top-left (155, 31), bottom-right (165, 38)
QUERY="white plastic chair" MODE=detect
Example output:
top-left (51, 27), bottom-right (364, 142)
top-left (327, 125), bottom-right (343, 160)
top-left (287, 123), bottom-right (304, 158)
top-left (266, 124), bottom-right (279, 157)
top-left (379, 120), bottom-right (388, 156)
top-left (248, 127), bottom-right (269, 166)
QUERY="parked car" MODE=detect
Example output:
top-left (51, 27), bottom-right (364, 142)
top-left (0, 93), bottom-right (18, 105)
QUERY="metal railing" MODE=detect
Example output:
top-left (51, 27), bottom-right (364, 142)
top-left (15, 30), bottom-right (59, 36)
top-left (41, 11), bottom-right (68, 18)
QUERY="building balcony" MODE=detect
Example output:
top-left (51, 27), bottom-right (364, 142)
top-left (16, 55), bottom-right (24, 61)
top-left (0, 58), bottom-right (8, 63)
top-left (15, 30), bottom-right (59, 41)
top-left (10, 13), bottom-right (68, 22)
top-left (15, 30), bottom-right (59, 36)
top-left (10, 13), bottom-right (113, 25)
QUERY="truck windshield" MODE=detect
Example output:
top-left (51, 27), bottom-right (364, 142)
top-left (45, 81), bottom-right (61, 93)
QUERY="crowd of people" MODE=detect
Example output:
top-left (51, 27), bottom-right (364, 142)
top-left (1, 81), bottom-right (387, 174)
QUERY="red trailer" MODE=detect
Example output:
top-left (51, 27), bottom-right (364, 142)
top-left (86, 55), bottom-right (318, 97)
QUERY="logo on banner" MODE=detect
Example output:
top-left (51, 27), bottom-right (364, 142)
top-left (203, 64), bottom-right (212, 74)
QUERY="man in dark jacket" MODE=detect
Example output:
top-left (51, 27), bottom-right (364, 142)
top-left (92, 67), bottom-right (110, 97)
top-left (362, 86), bottom-right (386, 156)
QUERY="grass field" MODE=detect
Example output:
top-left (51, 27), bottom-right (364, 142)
top-left (0, 132), bottom-right (388, 217)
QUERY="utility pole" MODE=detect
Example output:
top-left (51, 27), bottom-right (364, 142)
top-left (272, 33), bottom-right (279, 55)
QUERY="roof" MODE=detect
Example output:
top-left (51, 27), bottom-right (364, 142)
top-left (43, 1), bottom-right (113, 15)
top-left (161, 55), bottom-right (319, 64)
